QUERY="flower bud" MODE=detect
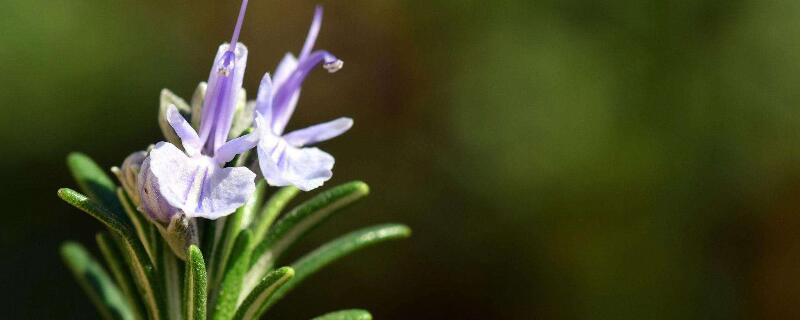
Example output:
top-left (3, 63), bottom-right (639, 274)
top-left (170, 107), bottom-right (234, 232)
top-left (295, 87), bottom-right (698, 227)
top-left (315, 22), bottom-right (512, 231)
top-left (157, 213), bottom-right (199, 260)
top-left (111, 151), bottom-right (147, 204)
top-left (136, 155), bottom-right (180, 224)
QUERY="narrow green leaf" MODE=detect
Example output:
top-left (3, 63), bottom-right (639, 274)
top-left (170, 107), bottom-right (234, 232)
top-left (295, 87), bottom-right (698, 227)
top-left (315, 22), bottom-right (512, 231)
top-left (67, 152), bottom-right (125, 217)
top-left (114, 235), bottom-right (166, 320)
top-left (96, 233), bottom-right (145, 320)
top-left (249, 186), bottom-right (299, 245)
top-left (58, 188), bottom-right (133, 238)
top-left (311, 309), bottom-right (372, 320)
top-left (212, 230), bottom-right (253, 320)
top-left (249, 182), bottom-right (369, 271)
top-left (163, 245), bottom-right (183, 320)
top-left (184, 245), bottom-right (208, 320)
top-left (232, 267), bottom-right (294, 320)
top-left (61, 242), bottom-right (135, 320)
top-left (117, 187), bottom-right (158, 263)
top-left (265, 224), bottom-right (411, 311)
top-left (209, 181), bottom-right (265, 292)
top-left (60, 188), bottom-right (165, 320)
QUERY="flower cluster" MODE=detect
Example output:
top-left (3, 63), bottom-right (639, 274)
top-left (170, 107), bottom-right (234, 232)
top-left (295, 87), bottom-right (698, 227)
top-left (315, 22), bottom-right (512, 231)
top-left (122, 2), bottom-right (350, 257)
top-left (59, 3), bottom-right (410, 319)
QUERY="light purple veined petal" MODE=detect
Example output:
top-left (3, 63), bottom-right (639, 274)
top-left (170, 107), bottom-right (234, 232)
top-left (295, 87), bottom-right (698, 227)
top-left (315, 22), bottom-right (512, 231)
top-left (189, 165), bottom-right (256, 220)
top-left (283, 117), bottom-right (353, 147)
top-left (255, 133), bottom-right (291, 187)
top-left (212, 129), bottom-right (259, 165)
top-left (198, 43), bottom-right (249, 155)
top-left (144, 141), bottom-right (256, 220)
top-left (279, 145), bottom-right (335, 191)
top-left (254, 73), bottom-right (274, 122)
top-left (299, 6), bottom-right (323, 60)
top-left (271, 50), bottom-right (342, 134)
top-left (166, 105), bottom-right (202, 156)
top-left (140, 142), bottom-right (200, 222)
top-left (256, 132), bottom-right (335, 191)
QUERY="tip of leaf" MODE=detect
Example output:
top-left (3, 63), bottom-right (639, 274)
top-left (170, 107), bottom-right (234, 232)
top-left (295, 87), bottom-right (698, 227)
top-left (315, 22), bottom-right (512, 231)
top-left (188, 245), bottom-right (204, 261)
top-left (385, 224), bottom-right (412, 238)
top-left (348, 181), bottom-right (370, 195)
top-left (57, 187), bottom-right (78, 200)
top-left (57, 187), bottom-right (89, 203)
top-left (276, 266), bottom-right (295, 278)
top-left (60, 241), bottom-right (88, 268)
top-left (66, 152), bottom-right (89, 162)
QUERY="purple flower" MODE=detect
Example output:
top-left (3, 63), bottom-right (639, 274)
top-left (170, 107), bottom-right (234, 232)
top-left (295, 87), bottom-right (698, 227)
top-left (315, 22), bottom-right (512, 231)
top-left (138, 0), bottom-right (257, 224)
top-left (254, 6), bottom-right (351, 191)
top-left (137, 2), bottom-right (350, 228)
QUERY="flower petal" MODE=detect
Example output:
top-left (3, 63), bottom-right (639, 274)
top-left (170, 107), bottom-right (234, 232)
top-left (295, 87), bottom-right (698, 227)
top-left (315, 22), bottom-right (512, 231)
top-left (257, 131), bottom-right (335, 191)
top-left (166, 105), bottom-right (202, 156)
top-left (283, 117), bottom-right (353, 147)
top-left (213, 129), bottom-right (259, 165)
top-left (254, 73), bottom-right (274, 123)
top-left (198, 43), bottom-right (249, 154)
top-left (191, 165), bottom-right (256, 220)
top-left (138, 142), bottom-right (195, 223)
top-left (143, 142), bottom-right (256, 221)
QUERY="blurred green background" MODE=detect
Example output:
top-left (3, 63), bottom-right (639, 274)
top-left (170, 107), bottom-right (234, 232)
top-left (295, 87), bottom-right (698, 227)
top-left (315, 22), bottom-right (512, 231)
top-left (3, 0), bottom-right (800, 318)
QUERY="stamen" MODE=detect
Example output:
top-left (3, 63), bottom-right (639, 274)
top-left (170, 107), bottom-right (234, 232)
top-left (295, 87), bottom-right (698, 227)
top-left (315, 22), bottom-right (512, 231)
top-left (228, 0), bottom-right (250, 52)
top-left (323, 59), bottom-right (344, 73)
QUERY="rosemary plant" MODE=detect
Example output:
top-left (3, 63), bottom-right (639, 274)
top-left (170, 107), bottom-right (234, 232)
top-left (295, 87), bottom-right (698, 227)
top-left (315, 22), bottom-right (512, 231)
top-left (57, 3), bottom-right (409, 319)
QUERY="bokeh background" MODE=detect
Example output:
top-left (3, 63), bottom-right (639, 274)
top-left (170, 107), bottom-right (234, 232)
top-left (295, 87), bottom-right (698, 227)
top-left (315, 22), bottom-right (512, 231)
top-left (3, 0), bottom-right (800, 318)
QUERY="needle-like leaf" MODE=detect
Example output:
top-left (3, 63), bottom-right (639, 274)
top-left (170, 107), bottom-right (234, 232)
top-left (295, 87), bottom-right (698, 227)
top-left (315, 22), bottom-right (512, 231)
top-left (96, 233), bottom-right (145, 320)
top-left (311, 309), bottom-right (372, 320)
top-left (249, 186), bottom-right (299, 244)
top-left (67, 152), bottom-right (125, 218)
top-left (61, 242), bottom-right (136, 320)
top-left (212, 230), bottom-right (253, 320)
top-left (232, 267), bottom-right (294, 320)
top-left (209, 181), bottom-right (265, 292)
top-left (248, 182), bottom-right (369, 272)
top-left (264, 224), bottom-right (411, 311)
top-left (59, 188), bottom-right (166, 320)
top-left (184, 245), bottom-right (208, 320)
top-left (117, 188), bottom-right (158, 263)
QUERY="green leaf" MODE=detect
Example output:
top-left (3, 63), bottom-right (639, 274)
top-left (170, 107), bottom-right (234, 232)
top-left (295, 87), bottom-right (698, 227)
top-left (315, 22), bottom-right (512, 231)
top-left (232, 267), bottom-right (294, 320)
top-left (209, 181), bottom-right (265, 291)
top-left (249, 182), bottom-right (369, 272)
top-left (96, 233), bottom-right (144, 320)
top-left (117, 187), bottom-right (158, 263)
top-left (265, 224), bottom-right (411, 311)
top-left (116, 235), bottom-right (166, 320)
top-left (212, 230), bottom-right (253, 320)
top-left (61, 242), bottom-right (136, 320)
top-left (184, 245), bottom-right (208, 320)
top-left (59, 189), bottom-right (166, 320)
top-left (249, 186), bottom-right (299, 245)
top-left (311, 309), bottom-right (373, 320)
top-left (163, 245), bottom-right (184, 320)
top-left (67, 152), bottom-right (125, 217)
top-left (58, 188), bottom-right (133, 240)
